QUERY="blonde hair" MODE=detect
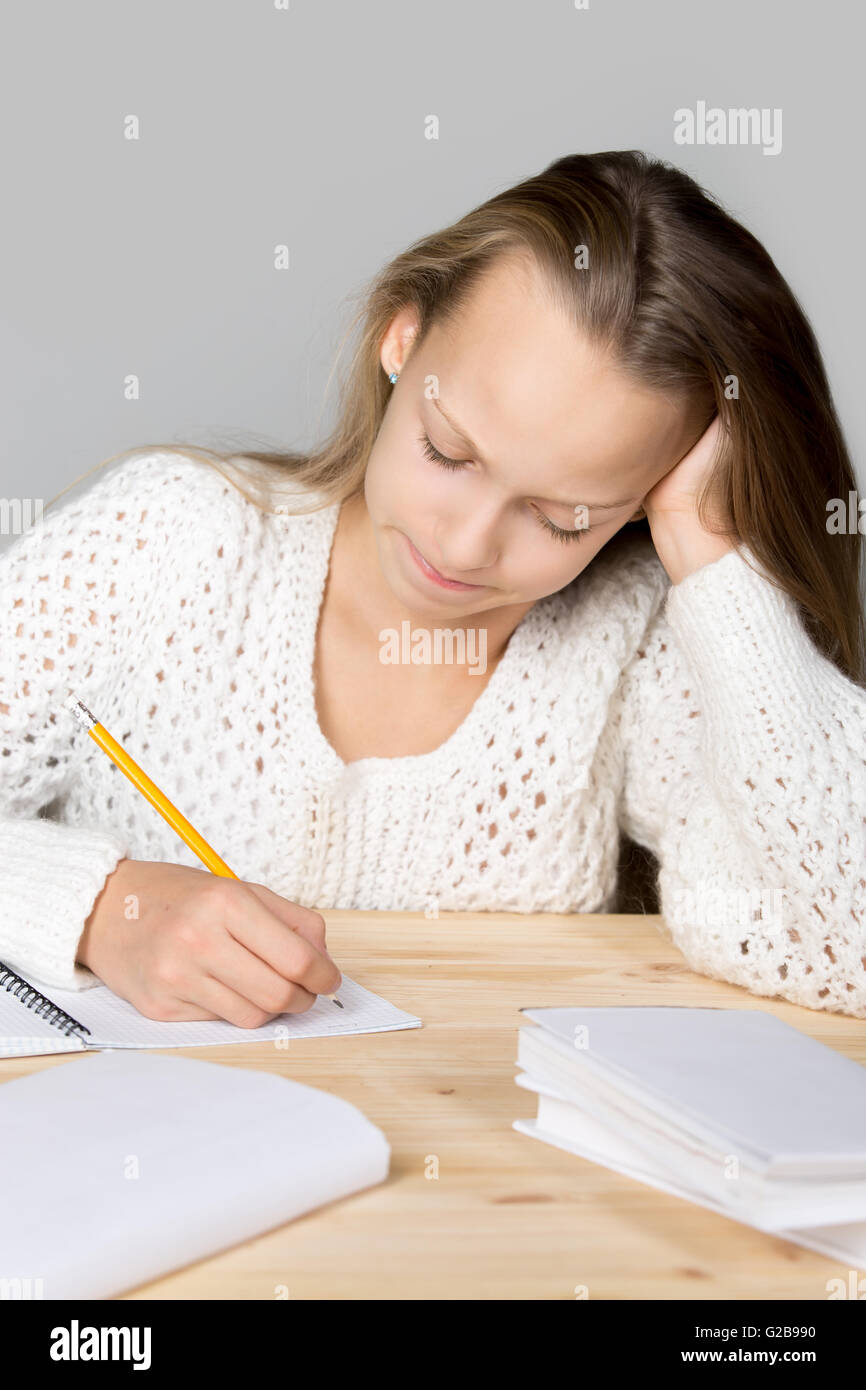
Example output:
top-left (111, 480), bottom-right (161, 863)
top-left (48, 149), bottom-right (865, 683)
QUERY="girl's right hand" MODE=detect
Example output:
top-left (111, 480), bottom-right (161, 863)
top-left (76, 858), bottom-right (342, 1027)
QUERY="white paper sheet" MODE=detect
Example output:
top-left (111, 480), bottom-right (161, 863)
top-left (0, 1049), bottom-right (391, 1298)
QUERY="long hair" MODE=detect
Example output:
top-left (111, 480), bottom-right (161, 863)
top-left (50, 149), bottom-right (865, 684)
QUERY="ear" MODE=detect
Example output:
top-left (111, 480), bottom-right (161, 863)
top-left (379, 307), bottom-right (421, 377)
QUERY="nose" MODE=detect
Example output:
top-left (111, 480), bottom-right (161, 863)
top-left (433, 507), bottom-right (500, 576)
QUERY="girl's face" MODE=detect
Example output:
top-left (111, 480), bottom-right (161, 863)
top-left (364, 251), bottom-right (703, 619)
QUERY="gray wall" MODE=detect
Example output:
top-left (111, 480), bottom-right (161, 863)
top-left (1, 0), bottom-right (862, 536)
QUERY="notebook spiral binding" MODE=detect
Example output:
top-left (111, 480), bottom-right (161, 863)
top-left (0, 961), bottom-right (92, 1040)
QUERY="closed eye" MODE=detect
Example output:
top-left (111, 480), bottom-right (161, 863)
top-left (419, 432), bottom-right (468, 472)
top-left (417, 432), bottom-right (594, 544)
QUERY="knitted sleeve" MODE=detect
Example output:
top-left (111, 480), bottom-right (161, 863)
top-left (0, 451), bottom-right (197, 990)
top-left (614, 543), bottom-right (866, 1018)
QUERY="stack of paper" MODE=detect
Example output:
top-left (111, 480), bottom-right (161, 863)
top-left (513, 1006), bottom-right (866, 1263)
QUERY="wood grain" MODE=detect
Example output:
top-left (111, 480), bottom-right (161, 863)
top-left (3, 910), bottom-right (862, 1300)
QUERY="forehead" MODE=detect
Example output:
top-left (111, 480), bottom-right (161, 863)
top-left (427, 252), bottom-right (690, 487)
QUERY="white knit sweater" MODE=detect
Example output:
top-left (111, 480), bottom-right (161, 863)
top-left (2, 450), bottom-right (865, 1017)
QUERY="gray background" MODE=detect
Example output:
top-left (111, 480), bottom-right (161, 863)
top-left (1, 0), bottom-right (862, 534)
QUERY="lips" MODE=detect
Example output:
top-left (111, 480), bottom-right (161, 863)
top-left (405, 534), bottom-right (484, 591)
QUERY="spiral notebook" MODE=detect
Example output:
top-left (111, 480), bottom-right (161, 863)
top-left (0, 958), bottom-right (421, 1056)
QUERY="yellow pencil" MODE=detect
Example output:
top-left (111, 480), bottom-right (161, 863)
top-left (64, 694), bottom-right (342, 1007)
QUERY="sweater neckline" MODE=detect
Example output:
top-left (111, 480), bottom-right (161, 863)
top-left (293, 500), bottom-right (544, 786)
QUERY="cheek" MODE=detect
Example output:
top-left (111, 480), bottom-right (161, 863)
top-left (544, 547), bottom-right (591, 590)
top-left (531, 514), bottom-right (627, 595)
top-left (507, 530), bottom-right (600, 601)
top-left (365, 430), bottom-right (441, 521)
top-left (363, 439), bottom-right (404, 524)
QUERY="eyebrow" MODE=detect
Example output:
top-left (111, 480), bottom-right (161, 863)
top-left (431, 397), bottom-right (639, 512)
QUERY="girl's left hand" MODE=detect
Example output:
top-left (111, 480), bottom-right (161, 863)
top-left (640, 414), bottom-right (738, 584)
top-left (643, 414), bottom-right (728, 522)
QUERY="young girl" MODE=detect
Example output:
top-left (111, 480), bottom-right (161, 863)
top-left (2, 150), bottom-right (864, 1024)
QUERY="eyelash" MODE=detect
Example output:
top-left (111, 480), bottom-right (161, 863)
top-left (417, 433), bottom-right (594, 543)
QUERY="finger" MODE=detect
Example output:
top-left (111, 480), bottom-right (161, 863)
top-left (245, 883), bottom-right (332, 956)
top-left (244, 883), bottom-right (327, 939)
top-left (223, 880), bottom-right (341, 996)
top-left (200, 928), bottom-right (320, 1018)
top-left (138, 997), bottom-right (223, 1023)
top-left (184, 969), bottom-right (316, 1029)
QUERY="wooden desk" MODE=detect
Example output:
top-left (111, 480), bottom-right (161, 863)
top-left (3, 910), bottom-right (863, 1300)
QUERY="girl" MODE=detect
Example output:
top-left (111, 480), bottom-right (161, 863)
top-left (2, 150), bottom-right (864, 1024)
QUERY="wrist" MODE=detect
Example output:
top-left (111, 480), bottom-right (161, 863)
top-left (77, 857), bottom-right (131, 967)
top-left (646, 511), bottom-right (737, 585)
